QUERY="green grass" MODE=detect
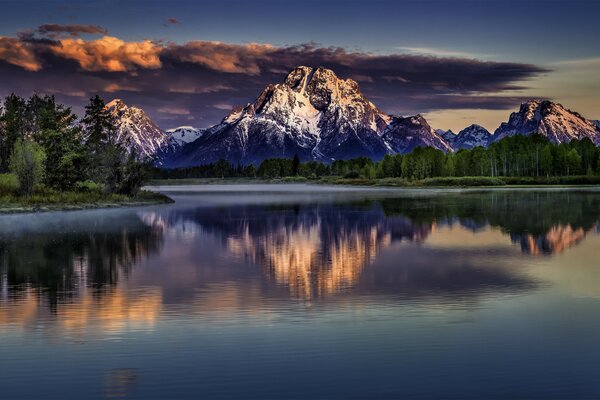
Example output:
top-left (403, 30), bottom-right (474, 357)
top-left (146, 174), bottom-right (600, 188)
top-left (0, 173), bottom-right (172, 213)
top-left (420, 176), bottom-right (505, 187)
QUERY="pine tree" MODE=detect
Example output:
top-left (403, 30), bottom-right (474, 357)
top-left (0, 94), bottom-right (27, 172)
top-left (82, 95), bottom-right (116, 146)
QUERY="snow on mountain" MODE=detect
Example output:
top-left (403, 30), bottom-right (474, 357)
top-left (435, 129), bottom-right (457, 144)
top-left (167, 66), bottom-right (452, 167)
top-left (453, 124), bottom-right (492, 150)
top-left (165, 126), bottom-right (205, 147)
top-left (105, 99), bottom-right (169, 158)
top-left (594, 120), bottom-right (600, 130)
top-left (493, 100), bottom-right (600, 145)
top-left (382, 115), bottom-right (453, 154)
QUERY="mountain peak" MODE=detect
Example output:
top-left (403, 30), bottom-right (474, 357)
top-left (494, 99), bottom-right (599, 144)
top-left (106, 98), bottom-right (125, 109)
top-left (105, 98), bottom-right (168, 158)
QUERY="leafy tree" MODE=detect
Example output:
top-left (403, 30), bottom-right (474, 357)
top-left (10, 138), bottom-right (45, 196)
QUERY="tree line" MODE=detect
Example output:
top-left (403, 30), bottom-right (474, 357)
top-left (0, 94), bottom-right (146, 196)
top-left (153, 134), bottom-right (600, 180)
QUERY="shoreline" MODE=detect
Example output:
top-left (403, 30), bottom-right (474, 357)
top-left (0, 191), bottom-right (173, 214)
top-left (147, 176), bottom-right (600, 189)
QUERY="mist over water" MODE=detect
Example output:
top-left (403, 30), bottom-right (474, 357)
top-left (2, 185), bottom-right (600, 399)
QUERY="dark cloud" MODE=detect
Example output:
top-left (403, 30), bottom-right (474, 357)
top-left (0, 34), bottom-right (550, 128)
top-left (28, 24), bottom-right (108, 38)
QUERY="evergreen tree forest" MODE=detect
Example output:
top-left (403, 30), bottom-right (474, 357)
top-left (0, 93), bottom-right (147, 199)
top-left (153, 134), bottom-right (600, 184)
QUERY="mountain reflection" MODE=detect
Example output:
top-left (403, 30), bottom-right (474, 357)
top-left (149, 190), bottom-right (600, 299)
top-left (0, 189), bottom-right (599, 327)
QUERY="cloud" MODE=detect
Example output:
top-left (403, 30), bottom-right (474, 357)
top-left (157, 106), bottom-right (190, 115)
top-left (0, 32), bottom-right (550, 128)
top-left (35, 24), bottom-right (108, 37)
top-left (395, 46), bottom-right (490, 59)
top-left (50, 36), bottom-right (162, 72)
top-left (164, 41), bottom-right (275, 74)
top-left (212, 103), bottom-right (233, 110)
top-left (0, 37), bottom-right (41, 71)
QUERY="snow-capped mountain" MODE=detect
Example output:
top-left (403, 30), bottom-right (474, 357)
top-left (493, 100), bottom-right (600, 144)
top-left (165, 126), bottom-right (205, 148)
top-left (167, 66), bottom-right (452, 167)
top-left (105, 99), bottom-right (169, 158)
top-left (382, 115), bottom-right (453, 154)
top-left (452, 124), bottom-right (492, 150)
top-left (435, 129), bottom-right (457, 144)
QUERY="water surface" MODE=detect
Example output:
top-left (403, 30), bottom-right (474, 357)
top-left (2, 185), bottom-right (600, 399)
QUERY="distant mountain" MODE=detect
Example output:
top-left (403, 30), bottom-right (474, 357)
top-left (105, 99), bottom-right (169, 158)
top-left (453, 124), bottom-right (492, 150)
top-left (435, 129), bottom-right (457, 144)
top-left (165, 126), bottom-right (204, 148)
top-left (166, 66), bottom-right (451, 167)
top-left (493, 100), bottom-right (600, 144)
top-left (382, 115), bottom-right (452, 154)
top-left (105, 79), bottom-right (600, 168)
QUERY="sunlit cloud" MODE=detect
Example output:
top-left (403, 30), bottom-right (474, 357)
top-left (51, 36), bottom-right (162, 72)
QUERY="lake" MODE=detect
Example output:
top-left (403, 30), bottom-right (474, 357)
top-left (2, 184), bottom-right (600, 399)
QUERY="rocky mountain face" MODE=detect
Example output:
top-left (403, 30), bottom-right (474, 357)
top-left (105, 72), bottom-right (600, 167)
top-left (493, 100), bottom-right (600, 144)
top-left (382, 115), bottom-right (452, 154)
top-left (166, 66), bottom-right (449, 167)
top-left (453, 124), bottom-right (493, 150)
top-left (165, 126), bottom-right (205, 149)
top-left (105, 99), bottom-right (169, 158)
top-left (435, 129), bottom-right (457, 144)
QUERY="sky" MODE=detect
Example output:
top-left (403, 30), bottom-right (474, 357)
top-left (0, 0), bottom-right (598, 132)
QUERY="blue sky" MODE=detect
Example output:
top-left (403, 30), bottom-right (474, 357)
top-left (0, 0), bottom-right (598, 130)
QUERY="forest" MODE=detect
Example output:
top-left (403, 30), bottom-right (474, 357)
top-left (152, 134), bottom-right (600, 184)
top-left (0, 94), bottom-right (151, 206)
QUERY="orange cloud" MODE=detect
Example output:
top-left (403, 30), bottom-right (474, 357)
top-left (165, 41), bottom-right (275, 74)
top-left (0, 36), bottom-right (41, 71)
top-left (51, 36), bottom-right (162, 72)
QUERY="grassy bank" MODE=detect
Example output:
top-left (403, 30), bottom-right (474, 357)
top-left (149, 175), bottom-right (600, 188)
top-left (0, 174), bottom-right (172, 213)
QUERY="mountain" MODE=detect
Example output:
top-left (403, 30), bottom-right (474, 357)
top-left (382, 115), bottom-right (452, 154)
top-left (105, 99), bottom-right (169, 158)
top-left (452, 124), bottom-right (492, 149)
top-left (493, 100), bottom-right (600, 144)
top-left (435, 129), bottom-right (457, 144)
top-left (167, 66), bottom-right (450, 167)
top-left (165, 126), bottom-right (204, 148)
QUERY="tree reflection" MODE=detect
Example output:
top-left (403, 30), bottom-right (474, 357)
top-left (0, 211), bottom-right (163, 309)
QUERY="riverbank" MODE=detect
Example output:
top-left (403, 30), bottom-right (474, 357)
top-left (0, 190), bottom-right (173, 214)
top-left (149, 175), bottom-right (600, 188)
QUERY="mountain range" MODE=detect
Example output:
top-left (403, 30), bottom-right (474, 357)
top-left (104, 66), bottom-right (600, 167)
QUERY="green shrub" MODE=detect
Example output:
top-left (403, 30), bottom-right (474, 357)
top-left (0, 173), bottom-right (19, 196)
top-left (9, 138), bottom-right (46, 196)
top-left (75, 181), bottom-right (103, 193)
top-left (344, 170), bottom-right (360, 179)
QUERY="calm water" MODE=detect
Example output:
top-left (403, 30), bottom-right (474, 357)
top-left (2, 185), bottom-right (600, 399)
